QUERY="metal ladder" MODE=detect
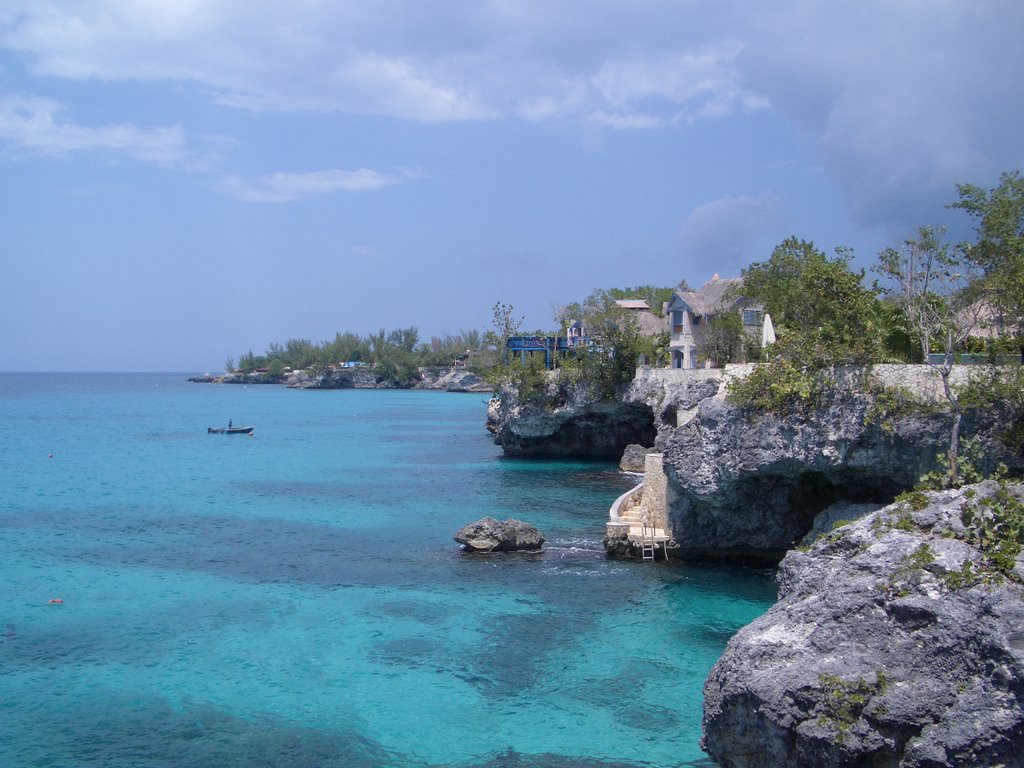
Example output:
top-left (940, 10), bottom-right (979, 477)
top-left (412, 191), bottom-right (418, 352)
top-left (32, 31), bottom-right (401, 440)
top-left (640, 523), bottom-right (656, 562)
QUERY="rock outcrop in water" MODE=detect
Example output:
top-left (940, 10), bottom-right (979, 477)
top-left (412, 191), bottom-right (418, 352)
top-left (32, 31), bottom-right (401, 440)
top-left (490, 400), bottom-right (657, 458)
top-left (454, 518), bottom-right (546, 552)
top-left (486, 371), bottom-right (670, 458)
top-left (702, 481), bottom-right (1024, 767)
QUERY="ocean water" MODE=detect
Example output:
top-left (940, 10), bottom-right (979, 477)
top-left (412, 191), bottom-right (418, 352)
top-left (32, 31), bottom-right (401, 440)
top-left (0, 373), bottom-right (776, 768)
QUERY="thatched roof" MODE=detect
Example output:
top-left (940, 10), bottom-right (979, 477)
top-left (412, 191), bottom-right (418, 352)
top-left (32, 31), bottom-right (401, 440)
top-left (614, 299), bottom-right (651, 311)
top-left (634, 309), bottom-right (668, 336)
top-left (673, 276), bottom-right (744, 317)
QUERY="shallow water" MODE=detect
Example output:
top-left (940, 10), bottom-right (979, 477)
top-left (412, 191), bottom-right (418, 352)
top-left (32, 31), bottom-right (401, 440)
top-left (0, 373), bottom-right (775, 767)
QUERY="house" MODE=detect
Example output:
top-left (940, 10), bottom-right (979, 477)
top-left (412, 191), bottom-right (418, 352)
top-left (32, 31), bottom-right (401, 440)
top-left (613, 299), bottom-right (669, 339)
top-left (566, 319), bottom-right (586, 348)
top-left (665, 275), bottom-right (763, 368)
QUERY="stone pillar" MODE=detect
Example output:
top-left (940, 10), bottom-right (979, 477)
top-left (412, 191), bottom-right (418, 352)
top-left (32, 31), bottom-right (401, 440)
top-left (638, 453), bottom-right (668, 531)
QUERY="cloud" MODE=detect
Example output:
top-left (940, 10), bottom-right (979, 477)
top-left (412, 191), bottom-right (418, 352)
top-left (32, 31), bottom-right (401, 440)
top-left (590, 41), bottom-right (752, 125)
top-left (214, 167), bottom-right (420, 203)
top-left (677, 195), bottom-right (785, 277)
top-left (0, 93), bottom-right (201, 167)
top-left (0, 0), bottom-right (1020, 230)
top-left (736, 1), bottom-right (1024, 229)
top-left (0, 1), bottom-right (756, 125)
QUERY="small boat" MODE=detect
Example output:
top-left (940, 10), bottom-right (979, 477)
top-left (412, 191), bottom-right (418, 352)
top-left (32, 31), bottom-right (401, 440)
top-left (207, 426), bottom-right (254, 435)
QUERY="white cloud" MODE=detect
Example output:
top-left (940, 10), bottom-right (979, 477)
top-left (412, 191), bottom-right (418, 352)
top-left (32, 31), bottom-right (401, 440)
top-left (591, 42), bottom-right (751, 123)
top-left (0, 93), bottom-right (200, 167)
top-left (214, 167), bottom-right (420, 203)
top-left (0, 1), bottom-right (756, 125)
top-left (0, 0), bottom-right (1020, 229)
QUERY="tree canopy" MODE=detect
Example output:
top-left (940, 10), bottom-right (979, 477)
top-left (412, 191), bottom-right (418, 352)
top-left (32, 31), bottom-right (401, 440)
top-left (740, 237), bottom-right (881, 366)
top-left (952, 170), bottom-right (1024, 334)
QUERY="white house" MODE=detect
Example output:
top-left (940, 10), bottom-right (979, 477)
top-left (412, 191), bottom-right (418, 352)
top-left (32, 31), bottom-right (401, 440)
top-left (665, 275), bottom-right (763, 368)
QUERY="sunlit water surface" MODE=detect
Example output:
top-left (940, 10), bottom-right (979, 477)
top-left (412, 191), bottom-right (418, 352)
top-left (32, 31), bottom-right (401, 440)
top-left (0, 373), bottom-right (775, 767)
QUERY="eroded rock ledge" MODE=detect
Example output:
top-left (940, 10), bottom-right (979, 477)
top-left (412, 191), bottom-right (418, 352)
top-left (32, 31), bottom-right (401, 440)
top-left (702, 481), bottom-right (1024, 767)
top-left (659, 365), bottom-right (1020, 564)
top-left (491, 400), bottom-right (656, 458)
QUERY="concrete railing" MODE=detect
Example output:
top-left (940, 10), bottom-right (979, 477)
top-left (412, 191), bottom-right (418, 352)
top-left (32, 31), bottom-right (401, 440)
top-left (608, 482), bottom-right (643, 523)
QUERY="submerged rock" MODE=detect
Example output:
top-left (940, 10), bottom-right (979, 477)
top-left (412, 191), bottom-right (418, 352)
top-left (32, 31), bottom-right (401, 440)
top-left (702, 481), bottom-right (1024, 767)
top-left (454, 517), bottom-right (546, 552)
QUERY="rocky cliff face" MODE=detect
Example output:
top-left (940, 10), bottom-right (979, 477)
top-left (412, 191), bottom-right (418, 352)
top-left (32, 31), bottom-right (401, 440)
top-left (486, 373), bottom-right (659, 458)
top-left (659, 366), bottom-right (1021, 564)
top-left (490, 399), bottom-right (656, 458)
top-left (702, 481), bottom-right (1024, 767)
top-left (486, 366), bottom-right (725, 458)
top-left (662, 389), bottom-right (963, 562)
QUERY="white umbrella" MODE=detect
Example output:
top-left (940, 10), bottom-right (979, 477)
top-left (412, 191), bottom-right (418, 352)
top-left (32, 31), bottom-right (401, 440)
top-left (761, 313), bottom-right (776, 348)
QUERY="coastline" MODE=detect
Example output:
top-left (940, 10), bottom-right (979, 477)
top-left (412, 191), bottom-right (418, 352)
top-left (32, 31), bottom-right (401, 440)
top-left (187, 364), bottom-right (492, 393)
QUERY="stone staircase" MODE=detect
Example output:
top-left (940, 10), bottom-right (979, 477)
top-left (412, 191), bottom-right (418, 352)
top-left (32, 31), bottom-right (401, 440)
top-left (617, 489), bottom-right (671, 561)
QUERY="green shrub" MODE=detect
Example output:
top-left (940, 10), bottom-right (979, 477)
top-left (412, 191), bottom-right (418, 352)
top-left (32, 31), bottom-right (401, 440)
top-left (726, 358), bottom-right (828, 413)
top-left (959, 481), bottom-right (1024, 578)
top-left (863, 383), bottom-right (938, 433)
top-left (917, 436), bottom-right (985, 490)
top-left (816, 672), bottom-right (886, 742)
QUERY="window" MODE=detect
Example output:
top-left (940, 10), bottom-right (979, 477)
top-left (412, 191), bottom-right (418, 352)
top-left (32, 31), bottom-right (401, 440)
top-left (742, 309), bottom-right (762, 327)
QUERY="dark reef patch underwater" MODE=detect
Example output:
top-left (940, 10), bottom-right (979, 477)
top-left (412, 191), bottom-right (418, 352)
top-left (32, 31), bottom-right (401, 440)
top-left (0, 373), bottom-right (775, 766)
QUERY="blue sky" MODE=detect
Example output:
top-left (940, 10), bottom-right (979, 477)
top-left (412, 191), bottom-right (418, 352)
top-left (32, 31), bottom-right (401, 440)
top-left (2, 1), bottom-right (1022, 372)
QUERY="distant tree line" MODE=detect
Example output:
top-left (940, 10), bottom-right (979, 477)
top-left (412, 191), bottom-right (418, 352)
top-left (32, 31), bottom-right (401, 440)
top-left (227, 327), bottom-right (488, 383)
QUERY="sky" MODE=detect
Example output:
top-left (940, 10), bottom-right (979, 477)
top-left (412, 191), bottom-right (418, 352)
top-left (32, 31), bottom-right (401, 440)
top-left (1, 1), bottom-right (1022, 372)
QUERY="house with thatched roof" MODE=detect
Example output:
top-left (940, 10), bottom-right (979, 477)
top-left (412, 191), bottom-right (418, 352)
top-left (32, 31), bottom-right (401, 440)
top-left (665, 275), bottom-right (764, 368)
top-left (613, 299), bottom-right (669, 339)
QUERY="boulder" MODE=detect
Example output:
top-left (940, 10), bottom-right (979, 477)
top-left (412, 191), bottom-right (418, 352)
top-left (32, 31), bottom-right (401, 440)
top-left (454, 517), bottom-right (546, 552)
top-left (702, 481), bottom-right (1024, 767)
top-left (619, 443), bottom-right (653, 473)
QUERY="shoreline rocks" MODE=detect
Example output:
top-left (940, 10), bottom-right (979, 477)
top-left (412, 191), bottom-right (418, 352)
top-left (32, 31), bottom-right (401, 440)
top-left (702, 481), bottom-right (1024, 767)
top-left (189, 366), bottom-right (492, 393)
top-left (619, 443), bottom-right (654, 473)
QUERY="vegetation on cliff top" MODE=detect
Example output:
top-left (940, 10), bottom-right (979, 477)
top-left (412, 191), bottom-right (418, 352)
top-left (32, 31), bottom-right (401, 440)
top-left (727, 172), bottom-right (1024, 487)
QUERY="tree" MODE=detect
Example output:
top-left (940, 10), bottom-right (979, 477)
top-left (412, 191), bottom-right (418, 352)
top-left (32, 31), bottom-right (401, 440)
top-left (875, 226), bottom-right (985, 486)
top-left (740, 237), bottom-right (880, 366)
top-left (701, 311), bottom-right (744, 367)
top-left (487, 302), bottom-right (524, 361)
top-left (951, 171), bottom-right (1024, 334)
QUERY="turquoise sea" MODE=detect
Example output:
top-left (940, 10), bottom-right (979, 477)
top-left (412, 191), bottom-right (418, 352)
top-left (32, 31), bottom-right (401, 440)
top-left (0, 373), bottom-right (775, 768)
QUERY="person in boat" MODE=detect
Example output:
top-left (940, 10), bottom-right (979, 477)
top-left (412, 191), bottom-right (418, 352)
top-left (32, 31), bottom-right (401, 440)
top-left (228, 419), bottom-right (232, 428)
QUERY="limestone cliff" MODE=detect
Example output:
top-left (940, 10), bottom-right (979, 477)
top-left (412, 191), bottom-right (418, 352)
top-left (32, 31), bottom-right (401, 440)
top-left (702, 481), bottom-right (1024, 767)
top-left (490, 397), bottom-right (656, 458)
top-left (660, 366), bottom-right (1020, 563)
top-left (487, 366), bottom-right (727, 458)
